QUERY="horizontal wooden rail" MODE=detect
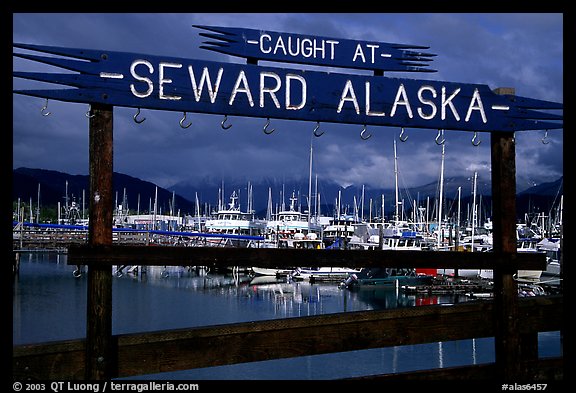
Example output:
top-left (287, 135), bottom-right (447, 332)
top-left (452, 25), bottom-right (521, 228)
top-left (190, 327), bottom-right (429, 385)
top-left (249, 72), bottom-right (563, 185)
top-left (67, 245), bottom-right (546, 272)
top-left (13, 295), bottom-right (562, 380)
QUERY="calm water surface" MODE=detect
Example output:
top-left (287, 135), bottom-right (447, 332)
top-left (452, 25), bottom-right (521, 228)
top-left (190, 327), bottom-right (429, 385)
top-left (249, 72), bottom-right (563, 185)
top-left (12, 252), bottom-right (562, 380)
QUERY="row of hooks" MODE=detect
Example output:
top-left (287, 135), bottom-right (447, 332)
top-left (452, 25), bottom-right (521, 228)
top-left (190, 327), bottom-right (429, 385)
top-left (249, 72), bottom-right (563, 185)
top-left (41, 99), bottom-right (553, 145)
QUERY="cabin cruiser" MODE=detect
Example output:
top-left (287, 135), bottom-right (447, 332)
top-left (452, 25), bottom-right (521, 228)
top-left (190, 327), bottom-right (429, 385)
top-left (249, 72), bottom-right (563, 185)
top-left (204, 190), bottom-right (266, 240)
top-left (265, 191), bottom-right (322, 242)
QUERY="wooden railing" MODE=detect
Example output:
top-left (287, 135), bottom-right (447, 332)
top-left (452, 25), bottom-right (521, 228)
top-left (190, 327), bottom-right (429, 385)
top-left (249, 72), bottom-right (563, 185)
top-left (12, 246), bottom-right (563, 380)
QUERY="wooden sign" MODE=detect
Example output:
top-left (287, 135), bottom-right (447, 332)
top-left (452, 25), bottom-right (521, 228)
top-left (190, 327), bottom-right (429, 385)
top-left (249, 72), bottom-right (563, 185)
top-left (13, 43), bottom-right (563, 132)
top-left (195, 25), bottom-right (437, 73)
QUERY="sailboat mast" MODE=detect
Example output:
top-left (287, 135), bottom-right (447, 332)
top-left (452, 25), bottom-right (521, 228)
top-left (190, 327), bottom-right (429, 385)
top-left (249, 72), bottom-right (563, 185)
top-left (308, 136), bottom-right (313, 228)
top-left (471, 171), bottom-right (477, 252)
top-left (394, 140), bottom-right (399, 224)
top-left (195, 192), bottom-right (201, 231)
top-left (314, 174), bottom-right (318, 220)
top-left (361, 184), bottom-right (365, 222)
top-left (266, 187), bottom-right (272, 221)
top-left (153, 186), bottom-right (158, 230)
top-left (381, 194), bottom-right (385, 223)
top-left (36, 183), bottom-right (41, 223)
top-left (437, 142), bottom-right (445, 249)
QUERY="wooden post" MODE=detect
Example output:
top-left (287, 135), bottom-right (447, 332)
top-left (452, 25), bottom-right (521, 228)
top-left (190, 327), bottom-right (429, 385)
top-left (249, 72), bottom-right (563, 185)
top-left (490, 87), bottom-right (522, 379)
top-left (86, 103), bottom-right (114, 379)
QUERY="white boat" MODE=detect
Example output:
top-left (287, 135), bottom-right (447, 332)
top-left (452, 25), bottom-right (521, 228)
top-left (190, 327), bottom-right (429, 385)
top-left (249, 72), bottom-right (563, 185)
top-left (291, 266), bottom-right (363, 282)
top-left (440, 237), bottom-right (546, 281)
top-left (322, 215), bottom-right (359, 246)
top-left (251, 266), bottom-right (294, 277)
top-left (204, 190), bottom-right (266, 238)
top-left (251, 235), bottom-right (321, 276)
top-left (516, 237), bottom-right (544, 281)
top-left (537, 237), bottom-right (561, 278)
top-left (265, 191), bottom-right (322, 241)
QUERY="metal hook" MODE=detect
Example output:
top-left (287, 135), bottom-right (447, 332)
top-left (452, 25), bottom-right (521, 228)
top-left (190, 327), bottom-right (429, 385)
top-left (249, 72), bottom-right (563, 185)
top-left (73, 265), bottom-right (82, 278)
top-left (40, 98), bottom-right (51, 116)
top-left (313, 122), bottom-right (324, 137)
top-left (542, 130), bottom-right (550, 145)
top-left (180, 112), bottom-right (192, 129)
top-left (399, 127), bottom-right (408, 142)
top-left (435, 129), bottom-right (445, 145)
top-left (85, 105), bottom-right (95, 119)
top-left (133, 108), bottom-right (146, 124)
top-left (360, 125), bottom-right (372, 140)
top-left (263, 118), bottom-right (275, 134)
top-left (472, 131), bottom-right (481, 146)
top-left (221, 115), bottom-right (232, 130)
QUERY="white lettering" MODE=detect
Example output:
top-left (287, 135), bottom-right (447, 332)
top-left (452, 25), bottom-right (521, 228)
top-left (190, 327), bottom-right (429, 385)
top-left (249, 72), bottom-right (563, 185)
top-left (130, 60), bottom-right (154, 98)
top-left (390, 84), bottom-right (413, 118)
top-left (260, 72), bottom-right (281, 109)
top-left (273, 36), bottom-right (287, 56)
top-left (301, 38), bottom-right (313, 57)
top-left (285, 74), bottom-right (307, 110)
top-left (417, 86), bottom-right (437, 120)
top-left (365, 81), bottom-right (385, 117)
top-left (188, 66), bottom-right (223, 103)
top-left (260, 34), bottom-right (272, 54)
top-left (229, 70), bottom-right (254, 107)
top-left (366, 44), bottom-right (379, 64)
top-left (352, 44), bottom-right (366, 63)
top-left (260, 34), bottom-right (339, 60)
top-left (441, 87), bottom-right (461, 121)
top-left (159, 62), bottom-right (182, 100)
top-left (287, 36), bottom-right (300, 57)
top-left (326, 40), bottom-right (339, 60)
top-left (312, 39), bottom-right (326, 59)
top-left (337, 80), bottom-right (360, 114)
top-left (465, 88), bottom-right (487, 123)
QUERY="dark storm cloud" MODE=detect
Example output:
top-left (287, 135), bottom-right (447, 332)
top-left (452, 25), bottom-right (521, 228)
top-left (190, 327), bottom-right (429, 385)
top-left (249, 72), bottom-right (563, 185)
top-left (13, 13), bottom-right (563, 191)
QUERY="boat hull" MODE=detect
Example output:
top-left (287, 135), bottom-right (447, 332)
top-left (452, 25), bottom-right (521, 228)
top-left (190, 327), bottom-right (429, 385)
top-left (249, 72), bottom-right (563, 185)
top-left (251, 266), bottom-right (294, 276)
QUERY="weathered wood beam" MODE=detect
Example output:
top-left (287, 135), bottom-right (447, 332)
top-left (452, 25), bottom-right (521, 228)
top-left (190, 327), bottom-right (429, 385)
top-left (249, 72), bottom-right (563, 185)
top-left (13, 296), bottom-right (562, 380)
top-left (85, 103), bottom-right (115, 380)
top-left (67, 245), bottom-right (545, 271)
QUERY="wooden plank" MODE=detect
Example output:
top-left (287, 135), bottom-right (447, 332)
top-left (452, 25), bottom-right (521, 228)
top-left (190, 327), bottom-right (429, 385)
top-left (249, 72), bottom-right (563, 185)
top-left (13, 340), bottom-right (85, 380)
top-left (67, 244), bottom-right (546, 271)
top-left (85, 103), bottom-right (115, 380)
top-left (490, 86), bottom-right (522, 379)
top-left (13, 44), bottom-right (562, 133)
top-left (194, 25), bottom-right (437, 73)
top-left (13, 296), bottom-right (562, 380)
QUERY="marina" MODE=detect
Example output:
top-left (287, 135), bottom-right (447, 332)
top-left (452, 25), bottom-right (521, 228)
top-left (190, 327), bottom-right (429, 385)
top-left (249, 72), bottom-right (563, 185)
top-left (12, 252), bottom-right (563, 380)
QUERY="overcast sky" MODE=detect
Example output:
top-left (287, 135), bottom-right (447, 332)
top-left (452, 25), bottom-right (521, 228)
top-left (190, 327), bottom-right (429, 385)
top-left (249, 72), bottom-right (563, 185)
top-left (12, 13), bottom-right (563, 192)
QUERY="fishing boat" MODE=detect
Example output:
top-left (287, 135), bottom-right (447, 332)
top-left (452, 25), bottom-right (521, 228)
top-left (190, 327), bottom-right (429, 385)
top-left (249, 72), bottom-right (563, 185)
top-left (265, 191), bottom-right (322, 241)
top-left (204, 190), bottom-right (267, 239)
top-left (322, 214), bottom-right (360, 247)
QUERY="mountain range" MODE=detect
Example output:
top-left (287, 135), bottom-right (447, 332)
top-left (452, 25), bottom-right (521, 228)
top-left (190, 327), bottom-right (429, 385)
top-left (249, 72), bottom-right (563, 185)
top-left (12, 167), bottom-right (563, 221)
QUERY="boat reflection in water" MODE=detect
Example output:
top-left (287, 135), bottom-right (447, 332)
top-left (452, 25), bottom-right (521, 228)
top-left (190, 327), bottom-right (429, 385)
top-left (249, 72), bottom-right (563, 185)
top-left (116, 265), bottom-right (468, 318)
top-left (13, 253), bottom-right (562, 380)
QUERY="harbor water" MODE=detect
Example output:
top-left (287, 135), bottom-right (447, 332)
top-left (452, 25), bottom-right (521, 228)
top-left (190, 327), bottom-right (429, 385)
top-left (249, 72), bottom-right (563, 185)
top-left (13, 252), bottom-right (562, 380)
